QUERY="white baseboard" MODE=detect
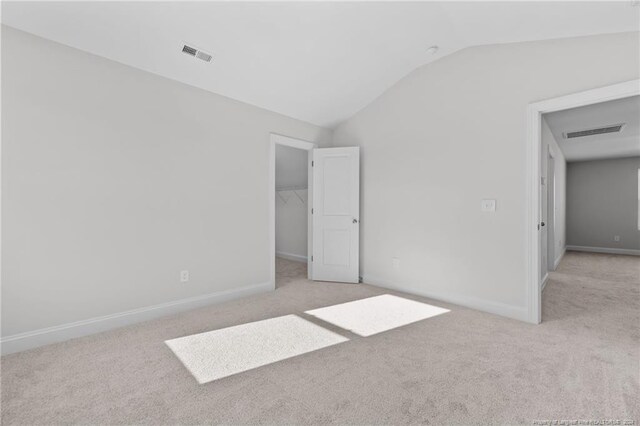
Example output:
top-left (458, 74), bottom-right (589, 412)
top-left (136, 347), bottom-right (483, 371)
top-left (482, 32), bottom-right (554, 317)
top-left (362, 274), bottom-right (528, 322)
top-left (566, 245), bottom-right (640, 256)
top-left (541, 273), bottom-right (549, 292)
top-left (553, 246), bottom-right (567, 270)
top-left (276, 251), bottom-right (308, 263)
top-left (1, 281), bottom-right (272, 356)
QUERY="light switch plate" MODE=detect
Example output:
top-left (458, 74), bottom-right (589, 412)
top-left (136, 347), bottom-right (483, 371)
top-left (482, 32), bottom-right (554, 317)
top-left (481, 199), bottom-right (497, 212)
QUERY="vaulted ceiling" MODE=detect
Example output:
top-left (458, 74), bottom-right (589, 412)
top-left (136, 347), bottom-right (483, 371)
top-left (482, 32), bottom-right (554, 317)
top-left (3, 1), bottom-right (639, 128)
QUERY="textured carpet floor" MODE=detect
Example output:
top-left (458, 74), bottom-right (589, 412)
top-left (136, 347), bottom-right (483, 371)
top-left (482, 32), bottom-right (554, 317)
top-left (1, 252), bottom-right (638, 424)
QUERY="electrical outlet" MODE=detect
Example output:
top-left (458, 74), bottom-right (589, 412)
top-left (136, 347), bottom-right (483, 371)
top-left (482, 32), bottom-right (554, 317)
top-left (614, 235), bottom-right (621, 242)
top-left (392, 257), bottom-right (400, 269)
top-left (481, 199), bottom-right (496, 212)
top-left (180, 270), bottom-right (189, 283)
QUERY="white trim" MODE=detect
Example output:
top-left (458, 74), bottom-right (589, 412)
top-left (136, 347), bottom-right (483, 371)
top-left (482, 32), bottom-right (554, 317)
top-left (525, 79), bottom-right (640, 325)
top-left (0, 281), bottom-right (272, 355)
top-left (269, 133), bottom-right (317, 288)
top-left (566, 245), bottom-right (640, 256)
top-left (362, 275), bottom-right (528, 322)
top-left (554, 246), bottom-right (567, 270)
top-left (276, 251), bottom-right (308, 263)
top-left (541, 273), bottom-right (549, 293)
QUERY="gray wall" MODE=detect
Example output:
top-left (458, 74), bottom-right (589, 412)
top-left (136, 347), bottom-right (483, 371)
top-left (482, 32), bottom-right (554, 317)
top-left (1, 26), bottom-right (332, 338)
top-left (567, 157), bottom-right (640, 251)
top-left (333, 32), bottom-right (639, 320)
top-left (275, 144), bottom-right (308, 189)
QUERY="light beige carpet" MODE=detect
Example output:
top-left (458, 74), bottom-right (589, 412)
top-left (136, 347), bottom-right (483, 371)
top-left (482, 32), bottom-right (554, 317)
top-left (1, 252), bottom-right (638, 424)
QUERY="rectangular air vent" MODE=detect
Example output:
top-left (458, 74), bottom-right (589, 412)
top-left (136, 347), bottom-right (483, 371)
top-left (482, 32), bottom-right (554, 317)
top-left (182, 44), bottom-right (212, 63)
top-left (196, 51), bottom-right (212, 62)
top-left (182, 45), bottom-right (197, 56)
top-left (564, 124), bottom-right (625, 139)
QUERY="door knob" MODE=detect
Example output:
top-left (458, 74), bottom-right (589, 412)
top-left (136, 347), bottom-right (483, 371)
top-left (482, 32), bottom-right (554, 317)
top-left (541, 222), bottom-right (545, 227)
top-left (353, 218), bottom-right (359, 224)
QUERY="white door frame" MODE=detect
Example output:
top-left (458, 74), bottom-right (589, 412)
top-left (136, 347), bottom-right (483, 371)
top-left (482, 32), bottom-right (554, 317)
top-left (525, 79), bottom-right (639, 324)
top-left (269, 133), bottom-right (317, 289)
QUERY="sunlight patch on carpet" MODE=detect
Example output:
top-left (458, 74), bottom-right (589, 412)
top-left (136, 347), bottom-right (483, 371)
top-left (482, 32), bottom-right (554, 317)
top-left (305, 294), bottom-right (450, 337)
top-left (165, 315), bottom-right (348, 383)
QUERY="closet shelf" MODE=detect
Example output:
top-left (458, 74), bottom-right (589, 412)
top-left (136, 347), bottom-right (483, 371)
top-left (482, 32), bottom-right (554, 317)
top-left (275, 186), bottom-right (307, 192)
top-left (276, 186), bottom-right (308, 204)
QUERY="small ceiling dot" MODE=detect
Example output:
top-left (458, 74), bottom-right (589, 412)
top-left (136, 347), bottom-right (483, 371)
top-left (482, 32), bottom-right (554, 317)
top-left (426, 45), bottom-right (439, 55)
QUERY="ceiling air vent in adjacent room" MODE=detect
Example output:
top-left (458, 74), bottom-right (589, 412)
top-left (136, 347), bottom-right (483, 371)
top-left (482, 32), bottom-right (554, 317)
top-left (195, 51), bottom-right (212, 62)
top-left (563, 124), bottom-right (625, 139)
top-left (182, 44), bottom-right (212, 63)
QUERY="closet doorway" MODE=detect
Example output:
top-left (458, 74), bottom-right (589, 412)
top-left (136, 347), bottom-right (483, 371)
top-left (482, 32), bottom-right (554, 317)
top-left (269, 134), bottom-right (315, 288)
top-left (275, 141), bottom-right (311, 286)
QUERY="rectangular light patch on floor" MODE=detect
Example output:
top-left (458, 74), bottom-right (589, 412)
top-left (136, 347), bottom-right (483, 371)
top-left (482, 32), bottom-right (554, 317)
top-left (165, 315), bottom-right (348, 384)
top-left (305, 294), bottom-right (450, 337)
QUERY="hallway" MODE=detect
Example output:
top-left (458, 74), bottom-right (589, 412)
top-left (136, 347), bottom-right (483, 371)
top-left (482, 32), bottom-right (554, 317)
top-left (543, 251), bottom-right (639, 325)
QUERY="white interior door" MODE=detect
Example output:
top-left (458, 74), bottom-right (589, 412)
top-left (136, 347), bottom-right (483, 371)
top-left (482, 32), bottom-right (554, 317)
top-left (311, 147), bottom-right (359, 283)
top-left (540, 166), bottom-right (548, 280)
top-left (547, 155), bottom-right (556, 271)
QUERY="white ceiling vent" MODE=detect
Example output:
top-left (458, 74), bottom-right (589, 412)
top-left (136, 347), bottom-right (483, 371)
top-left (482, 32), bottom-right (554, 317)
top-left (182, 44), bottom-right (212, 63)
top-left (563, 123), bottom-right (625, 139)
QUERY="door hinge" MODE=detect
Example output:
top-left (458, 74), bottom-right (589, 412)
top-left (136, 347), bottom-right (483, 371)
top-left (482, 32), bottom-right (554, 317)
top-left (311, 208), bottom-right (314, 214)
top-left (311, 161), bottom-right (314, 167)
top-left (311, 255), bottom-right (314, 261)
